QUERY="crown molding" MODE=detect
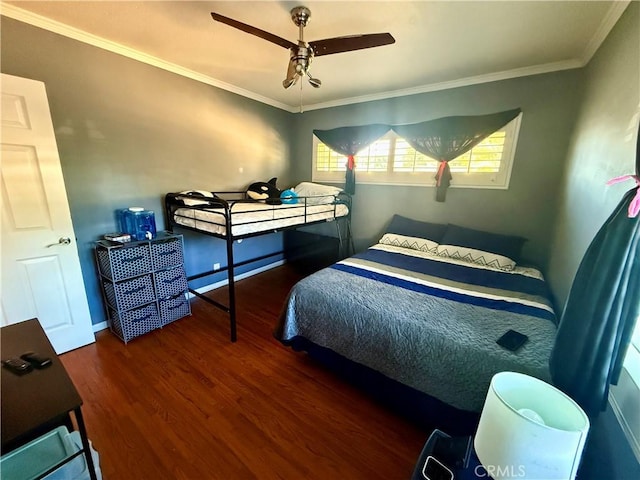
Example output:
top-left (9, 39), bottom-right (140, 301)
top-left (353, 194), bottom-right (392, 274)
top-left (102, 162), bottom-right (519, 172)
top-left (0, 3), bottom-right (293, 112)
top-left (301, 59), bottom-right (584, 112)
top-left (304, 0), bottom-right (633, 113)
top-left (581, 0), bottom-right (631, 64)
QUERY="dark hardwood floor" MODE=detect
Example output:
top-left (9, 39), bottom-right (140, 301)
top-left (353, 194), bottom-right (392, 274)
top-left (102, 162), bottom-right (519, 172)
top-left (61, 264), bottom-right (429, 479)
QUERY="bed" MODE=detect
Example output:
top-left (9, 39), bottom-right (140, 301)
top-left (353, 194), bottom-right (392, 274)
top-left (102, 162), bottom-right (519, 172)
top-left (275, 216), bottom-right (557, 430)
top-left (165, 183), bottom-right (352, 342)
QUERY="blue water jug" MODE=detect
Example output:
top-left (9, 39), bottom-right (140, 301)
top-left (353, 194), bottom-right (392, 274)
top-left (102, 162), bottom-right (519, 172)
top-left (116, 208), bottom-right (129, 233)
top-left (122, 207), bottom-right (156, 241)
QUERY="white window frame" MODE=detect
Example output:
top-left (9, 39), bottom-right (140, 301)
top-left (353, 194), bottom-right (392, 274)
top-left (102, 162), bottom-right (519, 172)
top-left (625, 315), bottom-right (640, 383)
top-left (312, 113), bottom-right (522, 189)
top-left (610, 313), bottom-right (640, 463)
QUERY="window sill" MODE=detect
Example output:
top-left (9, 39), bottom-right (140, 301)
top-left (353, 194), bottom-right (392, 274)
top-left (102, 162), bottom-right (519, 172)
top-left (610, 356), bottom-right (640, 463)
top-left (311, 179), bottom-right (510, 190)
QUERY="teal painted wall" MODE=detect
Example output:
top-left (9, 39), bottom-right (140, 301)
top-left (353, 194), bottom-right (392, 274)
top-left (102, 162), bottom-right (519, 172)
top-left (547, 4), bottom-right (640, 477)
top-left (1, 17), bottom-right (295, 326)
top-left (547, 1), bottom-right (640, 307)
top-left (291, 70), bottom-right (584, 278)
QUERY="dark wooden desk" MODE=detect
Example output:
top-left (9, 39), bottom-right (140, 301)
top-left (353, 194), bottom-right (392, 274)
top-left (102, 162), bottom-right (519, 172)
top-left (1, 318), bottom-right (98, 480)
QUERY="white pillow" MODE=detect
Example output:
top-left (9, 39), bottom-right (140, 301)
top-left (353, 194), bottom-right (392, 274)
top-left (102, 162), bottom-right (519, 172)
top-left (436, 244), bottom-right (516, 271)
top-left (179, 190), bottom-right (214, 206)
top-left (294, 182), bottom-right (343, 205)
top-left (379, 233), bottom-right (439, 254)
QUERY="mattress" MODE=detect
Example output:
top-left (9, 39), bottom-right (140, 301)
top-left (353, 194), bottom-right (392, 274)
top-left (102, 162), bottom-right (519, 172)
top-left (173, 202), bottom-right (349, 237)
top-left (276, 243), bottom-right (557, 412)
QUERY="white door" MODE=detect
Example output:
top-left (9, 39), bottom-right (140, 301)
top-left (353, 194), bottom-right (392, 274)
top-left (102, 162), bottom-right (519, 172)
top-left (1, 73), bottom-right (95, 353)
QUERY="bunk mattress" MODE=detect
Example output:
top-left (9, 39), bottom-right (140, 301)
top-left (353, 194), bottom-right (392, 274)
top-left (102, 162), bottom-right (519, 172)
top-left (276, 243), bottom-right (557, 412)
top-left (173, 202), bottom-right (349, 237)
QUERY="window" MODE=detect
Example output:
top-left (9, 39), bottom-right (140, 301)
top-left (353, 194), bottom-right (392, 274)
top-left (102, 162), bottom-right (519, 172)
top-left (611, 313), bottom-right (640, 462)
top-left (624, 314), bottom-right (640, 385)
top-left (312, 114), bottom-right (522, 189)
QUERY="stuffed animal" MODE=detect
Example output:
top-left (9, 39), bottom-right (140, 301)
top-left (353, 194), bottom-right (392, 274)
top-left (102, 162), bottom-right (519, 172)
top-left (246, 177), bottom-right (282, 205)
top-left (280, 188), bottom-right (298, 204)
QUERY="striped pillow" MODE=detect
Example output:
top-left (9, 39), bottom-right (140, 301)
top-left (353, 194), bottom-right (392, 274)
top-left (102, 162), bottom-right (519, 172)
top-left (437, 244), bottom-right (516, 271)
top-left (379, 233), bottom-right (439, 254)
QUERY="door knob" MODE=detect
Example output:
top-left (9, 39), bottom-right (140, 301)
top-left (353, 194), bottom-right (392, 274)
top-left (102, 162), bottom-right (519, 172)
top-left (46, 237), bottom-right (71, 248)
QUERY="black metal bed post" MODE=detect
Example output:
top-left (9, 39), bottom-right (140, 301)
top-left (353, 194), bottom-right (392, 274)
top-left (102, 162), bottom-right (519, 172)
top-left (335, 218), bottom-right (344, 258)
top-left (343, 193), bottom-right (354, 257)
top-left (164, 194), bottom-right (175, 233)
top-left (343, 221), bottom-right (353, 257)
top-left (332, 195), bottom-right (354, 259)
top-left (346, 212), bottom-right (354, 256)
top-left (225, 205), bottom-right (237, 342)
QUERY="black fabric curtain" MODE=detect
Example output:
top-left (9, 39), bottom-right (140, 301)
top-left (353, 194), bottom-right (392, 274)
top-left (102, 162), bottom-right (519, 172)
top-left (392, 108), bottom-right (521, 201)
top-left (549, 128), bottom-right (640, 419)
top-left (313, 124), bottom-right (390, 194)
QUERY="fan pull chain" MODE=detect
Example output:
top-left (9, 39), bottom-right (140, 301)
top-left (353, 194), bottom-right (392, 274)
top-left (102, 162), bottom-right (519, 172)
top-left (299, 79), bottom-right (304, 114)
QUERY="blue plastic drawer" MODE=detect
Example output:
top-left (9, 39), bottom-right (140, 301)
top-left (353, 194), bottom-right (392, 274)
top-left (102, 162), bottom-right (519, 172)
top-left (0, 426), bottom-right (74, 480)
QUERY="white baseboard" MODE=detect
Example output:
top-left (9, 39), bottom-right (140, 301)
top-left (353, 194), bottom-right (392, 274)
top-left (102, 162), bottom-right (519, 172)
top-left (92, 321), bottom-right (108, 333)
top-left (188, 259), bottom-right (285, 297)
top-left (91, 260), bottom-right (286, 333)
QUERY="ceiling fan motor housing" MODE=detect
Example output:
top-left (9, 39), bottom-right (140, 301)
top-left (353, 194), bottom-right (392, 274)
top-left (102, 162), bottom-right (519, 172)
top-left (291, 46), bottom-right (312, 73)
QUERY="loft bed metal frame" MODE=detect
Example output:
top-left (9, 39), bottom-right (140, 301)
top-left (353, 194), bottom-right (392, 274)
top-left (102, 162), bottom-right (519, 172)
top-left (164, 190), bottom-right (353, 342)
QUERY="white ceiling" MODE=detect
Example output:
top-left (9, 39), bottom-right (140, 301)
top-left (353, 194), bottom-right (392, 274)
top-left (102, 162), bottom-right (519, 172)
top-left (2, 1), bottom-right (630, 112)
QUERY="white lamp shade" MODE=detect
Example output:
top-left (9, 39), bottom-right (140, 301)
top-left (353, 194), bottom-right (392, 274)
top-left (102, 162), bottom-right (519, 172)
top-left (474, 372), bottom-right (590, 480)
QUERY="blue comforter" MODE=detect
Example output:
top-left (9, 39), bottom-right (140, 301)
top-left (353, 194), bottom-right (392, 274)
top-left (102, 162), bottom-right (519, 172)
top-left (277, 244), bottom-right (557, 412)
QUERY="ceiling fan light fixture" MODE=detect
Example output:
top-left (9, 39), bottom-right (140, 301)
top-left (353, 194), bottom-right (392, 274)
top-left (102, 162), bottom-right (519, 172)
top-left (282, 76), bottom-right (298, 89)
top-left (307, 75), bottom-right (321, 88)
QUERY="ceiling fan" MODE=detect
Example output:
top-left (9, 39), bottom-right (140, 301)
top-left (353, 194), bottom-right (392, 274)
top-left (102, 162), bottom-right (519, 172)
top-left (211, 6), bottom-right (395, 89)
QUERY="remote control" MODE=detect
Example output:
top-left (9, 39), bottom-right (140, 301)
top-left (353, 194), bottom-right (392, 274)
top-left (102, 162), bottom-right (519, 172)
top-left (2, 357), bottom-right (33, 375)
top-left (20, 351), bottom-right (52, 369)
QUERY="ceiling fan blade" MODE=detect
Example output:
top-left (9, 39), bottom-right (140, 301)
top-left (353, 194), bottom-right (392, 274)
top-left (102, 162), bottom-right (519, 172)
top-left (309, 33), bottom-right (395, 57)
top-left (211, 12), bottom-right (297, 50)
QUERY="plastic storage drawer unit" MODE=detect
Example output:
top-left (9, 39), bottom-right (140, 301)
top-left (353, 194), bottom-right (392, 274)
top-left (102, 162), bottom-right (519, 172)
top-left (96, 233), bottom-right (191, 343)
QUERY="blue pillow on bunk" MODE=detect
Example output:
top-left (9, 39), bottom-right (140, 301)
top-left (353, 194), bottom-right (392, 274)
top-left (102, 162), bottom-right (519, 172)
top-left (386, 215), bottom-right (447, 243)
top-left (440, 224), bottom-right (526, 262)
